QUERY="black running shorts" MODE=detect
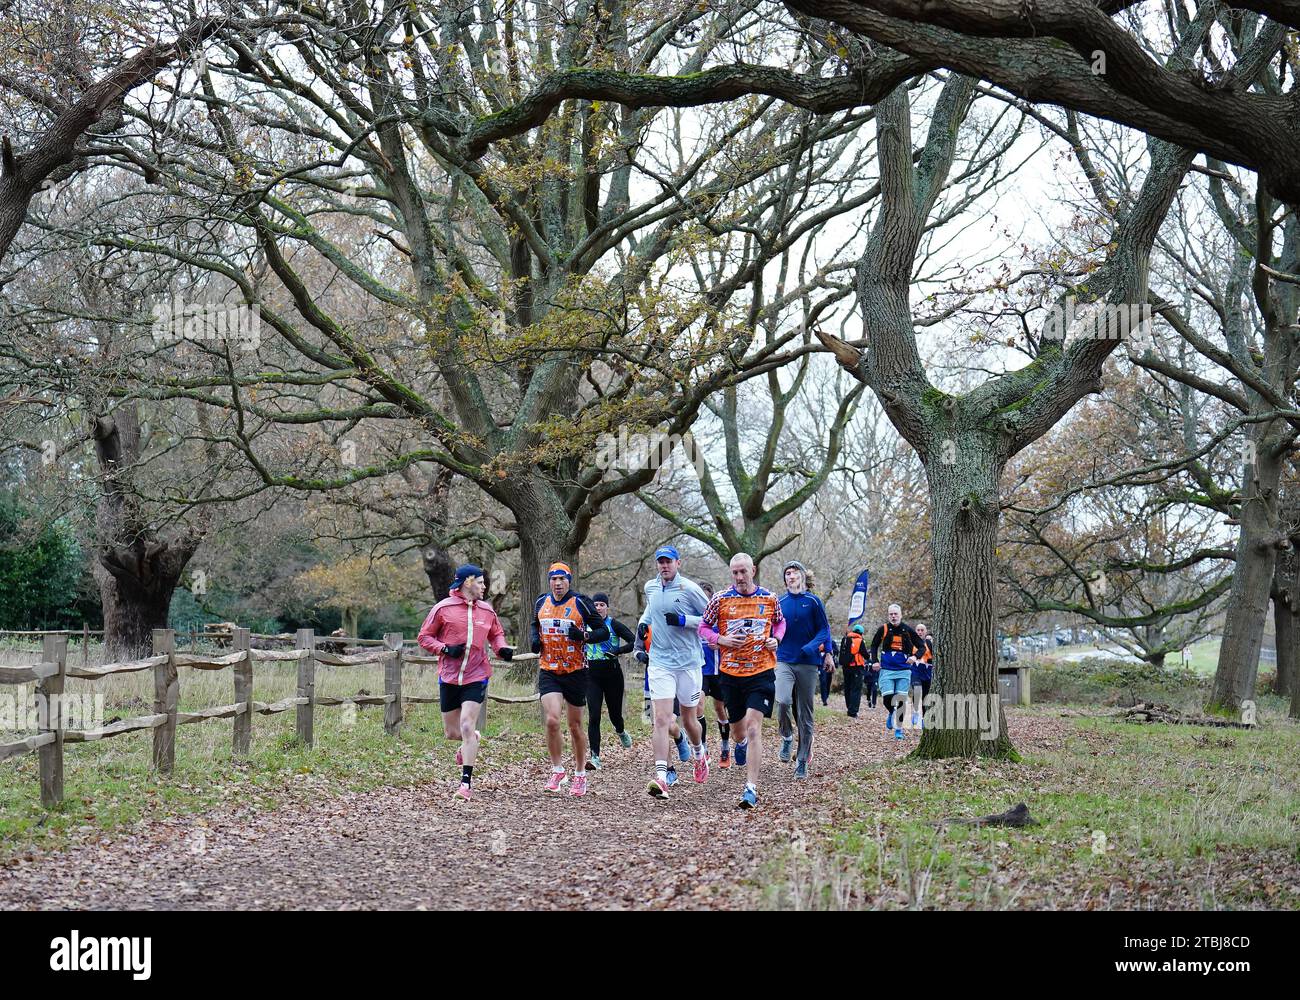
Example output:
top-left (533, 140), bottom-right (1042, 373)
top-left (720, 669), bottom-right (776, 724)
top-left (539, 667), bottom-right (589, 707)
top-left (439, 680), bottom-right (487, 713)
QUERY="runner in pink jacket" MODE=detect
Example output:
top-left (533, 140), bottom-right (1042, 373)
top-left (417, 565), bottom-right (513, 801)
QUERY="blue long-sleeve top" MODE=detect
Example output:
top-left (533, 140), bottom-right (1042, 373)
top-left (777, 590), bottom-right (834, 666)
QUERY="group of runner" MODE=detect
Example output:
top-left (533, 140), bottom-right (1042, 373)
top-left (416, 551), bottom-right (936, 808)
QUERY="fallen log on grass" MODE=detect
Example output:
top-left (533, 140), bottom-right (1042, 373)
top-left (937, 802), bottom-right (1040, 829)
top-left (1116, 702), bottom-right (1253, 729)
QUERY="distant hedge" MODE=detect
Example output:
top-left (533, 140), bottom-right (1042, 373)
top-left (0, 492), bottom-right (87, 630)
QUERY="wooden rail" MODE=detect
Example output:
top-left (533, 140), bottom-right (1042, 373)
top-left (0, 662), bottom-right (58, 685)
top-left (2, 627), bottom-right (536, 807)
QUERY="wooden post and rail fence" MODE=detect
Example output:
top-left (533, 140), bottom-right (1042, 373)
top-left (0, 627), bottom-right (536, 808)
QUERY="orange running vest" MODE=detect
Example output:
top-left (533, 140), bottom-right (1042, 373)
top-left (713, 588), bottom-right (779, 677)
top-left (536, 593), bottom-right (588, 674)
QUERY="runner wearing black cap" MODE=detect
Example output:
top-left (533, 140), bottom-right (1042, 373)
top-left (416, 564), bottom-right (514, 801)
top-left (585, 593), bottom-right (636, 769)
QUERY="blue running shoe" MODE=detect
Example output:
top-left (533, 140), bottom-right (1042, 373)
top-left (885, 711), bottom-right (894, 731)
top-left (794, 759), bottom-right (808, 780)
top-left (738, 785), bottom-right (758, 809)
top-left (779, 735), bottom-right (793, 762)
top-left (894, 728), bottom-right (904, 740)
top-left (666, 766), bottom-right (678, 786)
top-left (675, 732), bottom-right (690, 762)
top-left (734, 740), bottom-right (748, 766)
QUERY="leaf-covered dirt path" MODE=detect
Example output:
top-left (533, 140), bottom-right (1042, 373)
top-left (0, 704), bottom-right (952, 910)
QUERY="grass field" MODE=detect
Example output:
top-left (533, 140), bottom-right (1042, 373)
top-left (1183, 639), bottom-right (1225, 675)
top-left (766, 702), bottom-right (1300, 909)
top-left (1043, 637), bottom-right (1244, 677)
top-left (5, 640), bottom-right (1299, 909)
top-left (0, 640), bottom-right (580, 859)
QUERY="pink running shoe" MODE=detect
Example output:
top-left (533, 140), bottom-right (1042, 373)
top-left (647, 776), bottom-right (670, 799)
top-left (455, 729), bottom-right (482, 766)
top-left (454, 782), bottom-right (471, 801)
top-left (693, 753), bottom-right (710, 784)
top-left (544, 770), bottom-right (566, 793)
top-left (569, 774), bottom-right (588, 797)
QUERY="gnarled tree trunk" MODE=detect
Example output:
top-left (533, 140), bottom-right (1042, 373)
top-left (514, 496), bottom-right (581, 645)
top-left (92, 403), bottom-right (202, 659)
top-left (92, 562), bottom-right (178, 659)
top-left (1207, 208), bottom-right (1300, 713)
top-left (1208, 438), bottom-right (1281, 712)
top-left (819, 78), bottom-right (1189, 759)
top-left (1271, 502), bottom-right (1300, 700)
top-left (918, 444), bottom-right (1013, 758)
top-left (420, 468), bottom-right (457, 599)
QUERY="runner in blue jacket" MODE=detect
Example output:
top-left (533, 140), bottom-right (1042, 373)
top-left (775, 560), bottom-right (834, 778)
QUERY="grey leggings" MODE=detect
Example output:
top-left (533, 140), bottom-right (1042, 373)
top-left (775, 661), bottom-right (818, 764)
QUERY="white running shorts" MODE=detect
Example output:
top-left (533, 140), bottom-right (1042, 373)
top-left (647, 662), bottom-right (703, 708)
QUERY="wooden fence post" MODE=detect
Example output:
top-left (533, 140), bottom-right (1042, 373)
top-left (296, 628), bottom-right (315, 747)
top-left (152, 628), bottom-right (178, 774)
top-left (232, 627), bottom-right (252, 756)
top-left (384, 632), bottom-right (403, 736)
top-left (37, 634), bottom-right (67, 807)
